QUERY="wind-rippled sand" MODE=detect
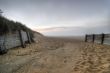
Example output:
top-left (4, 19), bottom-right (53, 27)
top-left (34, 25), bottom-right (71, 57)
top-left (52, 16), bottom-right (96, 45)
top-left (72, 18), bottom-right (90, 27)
top-left (0, 36), bottom-right (110, 73)
top-left (73, 43), bottom-right (110, 73)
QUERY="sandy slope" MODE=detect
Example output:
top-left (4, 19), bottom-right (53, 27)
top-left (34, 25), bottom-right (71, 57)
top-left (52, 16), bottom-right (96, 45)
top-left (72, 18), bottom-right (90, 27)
top-left (0, 35), bottom-right (110, 73)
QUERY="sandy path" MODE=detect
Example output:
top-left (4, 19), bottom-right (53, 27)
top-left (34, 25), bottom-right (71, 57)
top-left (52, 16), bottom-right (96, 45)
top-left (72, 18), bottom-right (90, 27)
top-left (16, 42), bottom-right (82, 73)
top-left (0, 37), bottom-right (83, 73)
top-left (1, 36), bottom-right (110, 73)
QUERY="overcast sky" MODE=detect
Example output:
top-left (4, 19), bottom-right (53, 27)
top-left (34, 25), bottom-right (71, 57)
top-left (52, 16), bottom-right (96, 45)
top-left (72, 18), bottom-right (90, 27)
top-left (0, 0), bottom-right (110, 36)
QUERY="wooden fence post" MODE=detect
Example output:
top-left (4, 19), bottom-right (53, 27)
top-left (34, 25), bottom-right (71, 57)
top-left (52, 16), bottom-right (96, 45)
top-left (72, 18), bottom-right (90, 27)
top-left (29, 33), bottom-right (35, 43)
top-left (18, 30), bottom-right (26, 48)
top-left (92, 34), bottom-right (95, 43)
top-left (26, 31), bottom-right (31, 44)
top-left (101, 33), bottom-right (105, 44)
top-left (85, 34), bottom-right (87, 42)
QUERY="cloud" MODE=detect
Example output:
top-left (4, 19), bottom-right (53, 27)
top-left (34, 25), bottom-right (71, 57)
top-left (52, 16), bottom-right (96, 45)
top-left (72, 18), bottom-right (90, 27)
top-left (35, 27), bottom-right (67, 33)
top-left (35, 26), bottom-right (87, 36)
top-left (0, 0), bottom-right (109, 27)
top-left (0, 0), bottom-right (109, 36)
top-left (35, 23), bottom-right (110, 36)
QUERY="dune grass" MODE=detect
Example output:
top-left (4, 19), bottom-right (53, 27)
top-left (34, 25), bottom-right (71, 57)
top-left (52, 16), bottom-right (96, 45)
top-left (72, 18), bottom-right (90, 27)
top-left (0, 16), bottom-right (33, 36)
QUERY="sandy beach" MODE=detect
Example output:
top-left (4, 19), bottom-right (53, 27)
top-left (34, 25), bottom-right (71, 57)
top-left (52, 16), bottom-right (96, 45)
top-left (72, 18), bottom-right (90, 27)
top-left (0, 35), bottom-right (110, 73)
top-left (0, 0), bottom-right (110, 73)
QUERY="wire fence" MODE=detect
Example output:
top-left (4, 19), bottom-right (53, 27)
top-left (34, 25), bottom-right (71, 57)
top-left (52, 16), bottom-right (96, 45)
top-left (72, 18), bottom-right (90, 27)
top-left (85, 33), bottom-right (110, 45)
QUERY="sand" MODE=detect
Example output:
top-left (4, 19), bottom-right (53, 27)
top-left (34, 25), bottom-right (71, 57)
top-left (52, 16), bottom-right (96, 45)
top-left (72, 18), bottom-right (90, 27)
top-left (73, 43), bottom-right (110, 73)
top-left (0, 35), bottom-right (110, 73)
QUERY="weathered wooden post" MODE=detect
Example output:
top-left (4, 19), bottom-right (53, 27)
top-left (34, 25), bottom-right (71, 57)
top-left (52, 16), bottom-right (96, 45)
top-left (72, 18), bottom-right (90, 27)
top-left (85, 34), bottom-right (87, 42)
top-left (92, 34), bottom-right (95, 43)
top-left (101, 33), bottom-right (105, 44)
top-left (26, 31), bottom-right (31, 44)
top-left (29, 32), bottom-right (35, 43)
top-left (18, 30), bottom-right (26, 48)
top-left (0, 33), bottom-right (8, 54)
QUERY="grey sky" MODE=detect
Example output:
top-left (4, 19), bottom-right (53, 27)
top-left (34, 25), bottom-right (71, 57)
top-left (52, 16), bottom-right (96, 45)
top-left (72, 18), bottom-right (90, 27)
top-left (0, 0), bottom-right (110, 36)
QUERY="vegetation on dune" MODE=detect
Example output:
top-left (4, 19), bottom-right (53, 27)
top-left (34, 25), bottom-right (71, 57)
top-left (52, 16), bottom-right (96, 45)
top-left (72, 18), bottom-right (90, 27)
top-left (0, 9), bottom-right (43, 37)
top-left (0, 15), bottom-right (34, 36)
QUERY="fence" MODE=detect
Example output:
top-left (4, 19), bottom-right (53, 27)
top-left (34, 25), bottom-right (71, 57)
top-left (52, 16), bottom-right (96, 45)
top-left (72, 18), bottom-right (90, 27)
top-left (0, 30), bottom-right (33, 53)
top-left (85, 33), bottom-right (110, 45)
